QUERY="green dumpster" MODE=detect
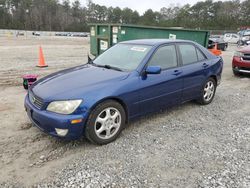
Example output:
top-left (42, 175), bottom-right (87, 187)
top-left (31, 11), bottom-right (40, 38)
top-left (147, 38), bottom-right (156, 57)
top-left (89, 24), bottom-right (210, 56)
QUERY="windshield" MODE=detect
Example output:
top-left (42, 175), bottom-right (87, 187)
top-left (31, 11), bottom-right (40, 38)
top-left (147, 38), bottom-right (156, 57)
top-left (93, 44), bottom-right (152, 71)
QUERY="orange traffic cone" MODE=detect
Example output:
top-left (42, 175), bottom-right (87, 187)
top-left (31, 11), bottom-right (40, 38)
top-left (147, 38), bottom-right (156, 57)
top-left (209, 43), bottom-right (222, 56)
top-left (37, 46), bottom-right (48, 68)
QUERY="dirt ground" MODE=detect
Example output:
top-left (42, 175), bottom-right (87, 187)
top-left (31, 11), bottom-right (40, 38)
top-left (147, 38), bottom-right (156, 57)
top-left (0, 36), bottom-right (90, 186)
top-left (0, 36), bottom-right (89, 86)
top-left (0, 36), bottom-right (249, 187)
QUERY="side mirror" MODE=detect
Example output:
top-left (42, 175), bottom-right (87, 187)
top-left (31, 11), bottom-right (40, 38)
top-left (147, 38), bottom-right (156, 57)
top-left (145, 66), bottom-right (161, 74)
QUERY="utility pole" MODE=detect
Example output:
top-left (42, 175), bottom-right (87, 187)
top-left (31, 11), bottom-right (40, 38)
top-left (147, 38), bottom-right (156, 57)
top-left (25, 9), bottom-right (29, 38)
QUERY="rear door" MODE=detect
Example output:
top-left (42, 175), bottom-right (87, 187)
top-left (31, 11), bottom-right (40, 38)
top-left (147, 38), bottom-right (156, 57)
top-left (177, 43), bottom-right (209, 102)
top-left (224, 34), bottom-right (231, 42)
top-left (232, 34), bottom-right (239, 43)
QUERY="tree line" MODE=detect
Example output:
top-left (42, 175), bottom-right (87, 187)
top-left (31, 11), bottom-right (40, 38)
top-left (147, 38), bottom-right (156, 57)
top-left (0, 0), bottom-right (249, 32)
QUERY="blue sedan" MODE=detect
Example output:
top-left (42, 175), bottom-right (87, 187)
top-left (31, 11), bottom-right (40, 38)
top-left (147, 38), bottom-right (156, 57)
top-left (25, 39), bottom-right (223, 144)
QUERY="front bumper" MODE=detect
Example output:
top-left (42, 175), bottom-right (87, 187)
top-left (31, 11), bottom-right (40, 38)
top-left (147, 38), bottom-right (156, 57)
top-left (232, 57), bottom-right (250, 74)
top-left (24, 95), bottom-right (87, 140)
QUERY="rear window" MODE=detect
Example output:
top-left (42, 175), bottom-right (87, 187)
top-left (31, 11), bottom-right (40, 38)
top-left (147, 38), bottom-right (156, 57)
top-left (179, 44), bottom-right (206, 65)
top-left (196, 49), bottom-right (206, 61)
top-left (179, 44), bottom-right (198, 65)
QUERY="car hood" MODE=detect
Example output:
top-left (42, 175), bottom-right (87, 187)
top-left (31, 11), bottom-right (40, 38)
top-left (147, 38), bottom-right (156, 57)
top-left (238, 45), bottom-right (250, 53)
top-left (31, 64), bottom-right (130, 100)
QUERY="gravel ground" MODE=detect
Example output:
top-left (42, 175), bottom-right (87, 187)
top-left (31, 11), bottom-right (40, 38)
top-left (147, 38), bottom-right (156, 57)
top-left (35, 81), bottom-right (250, 188)
top-left (0, 37), bottom-right (249, 187)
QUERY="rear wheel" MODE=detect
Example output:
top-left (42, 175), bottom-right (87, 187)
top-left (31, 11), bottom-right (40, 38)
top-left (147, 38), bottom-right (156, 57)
top-left (85, 100), bottom-right (125, 145)
top-left (197, 78), bottom-right (217, 105)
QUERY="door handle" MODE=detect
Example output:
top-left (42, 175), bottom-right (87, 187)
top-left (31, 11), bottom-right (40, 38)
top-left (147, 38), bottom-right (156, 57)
top-left (172, 70), bottom-right (182, 76)
top-left (202, 63), bottom-right (209, 68)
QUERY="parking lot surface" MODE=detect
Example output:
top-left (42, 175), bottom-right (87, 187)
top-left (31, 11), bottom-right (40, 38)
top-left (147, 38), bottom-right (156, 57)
top-left (0, 36), bottom-right (249, 187)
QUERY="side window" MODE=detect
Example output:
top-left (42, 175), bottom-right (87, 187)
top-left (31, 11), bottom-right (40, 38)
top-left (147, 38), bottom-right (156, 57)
top-left (196, 48), bottom-right (206, 61)
top-left (148, 45), bottom-right (178, 69)
top-left (232, 34), bottom-right (237, 38)
top-left (179, 44), bottom-right (198, 65)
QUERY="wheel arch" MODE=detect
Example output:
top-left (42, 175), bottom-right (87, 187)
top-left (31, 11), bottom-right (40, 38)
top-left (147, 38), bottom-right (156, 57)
top-left (209, 75), bottom-right (217, 86)
top-left (87, 97), bottom-right (129, 124)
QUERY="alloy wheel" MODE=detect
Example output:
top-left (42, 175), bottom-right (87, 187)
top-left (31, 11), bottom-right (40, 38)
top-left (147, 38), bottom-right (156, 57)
top-left (94, 107), bottom-right (121, 140)
top-left (203, 81), bottom-right (215, 102)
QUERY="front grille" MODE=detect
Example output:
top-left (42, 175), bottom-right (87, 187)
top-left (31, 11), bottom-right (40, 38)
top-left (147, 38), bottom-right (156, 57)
top-left (242, 53), bottom-right (250, 61)
top-left (240, 67), bottom-right (250, 71)
top-left (29, 91), bottom-right (44, 109)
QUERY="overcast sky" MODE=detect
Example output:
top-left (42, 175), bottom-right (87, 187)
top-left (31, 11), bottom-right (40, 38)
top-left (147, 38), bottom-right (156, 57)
top-left (78, 0), bottom-right (215, 15)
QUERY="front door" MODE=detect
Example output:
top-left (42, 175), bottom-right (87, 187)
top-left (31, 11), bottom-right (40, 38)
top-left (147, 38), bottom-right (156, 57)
top-left (137, 44), bottom-right (183, 115)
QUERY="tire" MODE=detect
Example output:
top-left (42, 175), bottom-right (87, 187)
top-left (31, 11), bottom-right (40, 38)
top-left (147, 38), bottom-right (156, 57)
top-left (237, 40), bottom-right (243, 47)
top-left (233, 69), bottom-right (241, 76)
top-left (197, 78), bottom-right (217, 105)
top-left (85, 100), bottom-right (126, 145)
top-left (237, 41), bottom-right (240, 47)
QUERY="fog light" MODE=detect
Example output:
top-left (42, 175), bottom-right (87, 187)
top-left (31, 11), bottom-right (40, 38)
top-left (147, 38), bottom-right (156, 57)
top-left (55, 128), bottom-right (68, 137)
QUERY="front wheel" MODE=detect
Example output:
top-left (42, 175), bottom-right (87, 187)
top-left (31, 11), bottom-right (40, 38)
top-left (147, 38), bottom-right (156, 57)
top-left (222, 45), bottom-right (227, 51)
top-left (233, 69), bottom-right (241, 76)
top-left (197, 78), bottom-right (217, 105)
top-left (85, 100), bottom-right (126, 145)
top-left (237, 40), bottom-right (243, 47)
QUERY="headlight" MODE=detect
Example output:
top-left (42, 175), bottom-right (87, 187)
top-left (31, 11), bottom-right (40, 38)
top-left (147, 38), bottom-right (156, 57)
top-left (47, 100), bottom-right (82, 114)
top-left (234, 51), bottom-right (243, 57)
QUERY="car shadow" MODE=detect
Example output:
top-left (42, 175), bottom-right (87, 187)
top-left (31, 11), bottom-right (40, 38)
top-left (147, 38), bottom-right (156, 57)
top-left (236, 74), bottom-right (250, 78)
top-left (125, 101), bottom-right (197, 131)
top-left (25, 99), bottom-right (212, 166)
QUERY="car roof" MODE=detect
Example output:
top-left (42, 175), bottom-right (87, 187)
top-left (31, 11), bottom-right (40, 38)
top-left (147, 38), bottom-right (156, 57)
top-left (120, 38), bottom-right (216, 59)
top-left (120, 39), bottom-right (196, 46)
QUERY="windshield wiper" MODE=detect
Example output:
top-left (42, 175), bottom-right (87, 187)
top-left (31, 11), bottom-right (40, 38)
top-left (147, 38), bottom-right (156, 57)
top-left (93, 64), bottom-right (123, 72)
top-left (103, 65), bottom-right (123, 71)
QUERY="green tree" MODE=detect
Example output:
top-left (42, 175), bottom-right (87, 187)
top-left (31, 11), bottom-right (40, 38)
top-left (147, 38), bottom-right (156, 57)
top-left (112, 7), bottom-right (122, 23)
top-left (238, 0), bottom-right (249, 26)
top-left (62, 0), bottom-right (70, 28)
top-left (131, 11), bottom-right (140, 24)
top-left (140, 9), bottom-right (158, 25)
top-left (121, 7), bottom-right (133, 24)
top-left (0, 0), bottom-right (249, 32)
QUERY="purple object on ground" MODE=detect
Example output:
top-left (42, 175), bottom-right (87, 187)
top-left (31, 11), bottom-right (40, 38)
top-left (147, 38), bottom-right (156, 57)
top-left (22, 74), bottom-right (38, 89)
